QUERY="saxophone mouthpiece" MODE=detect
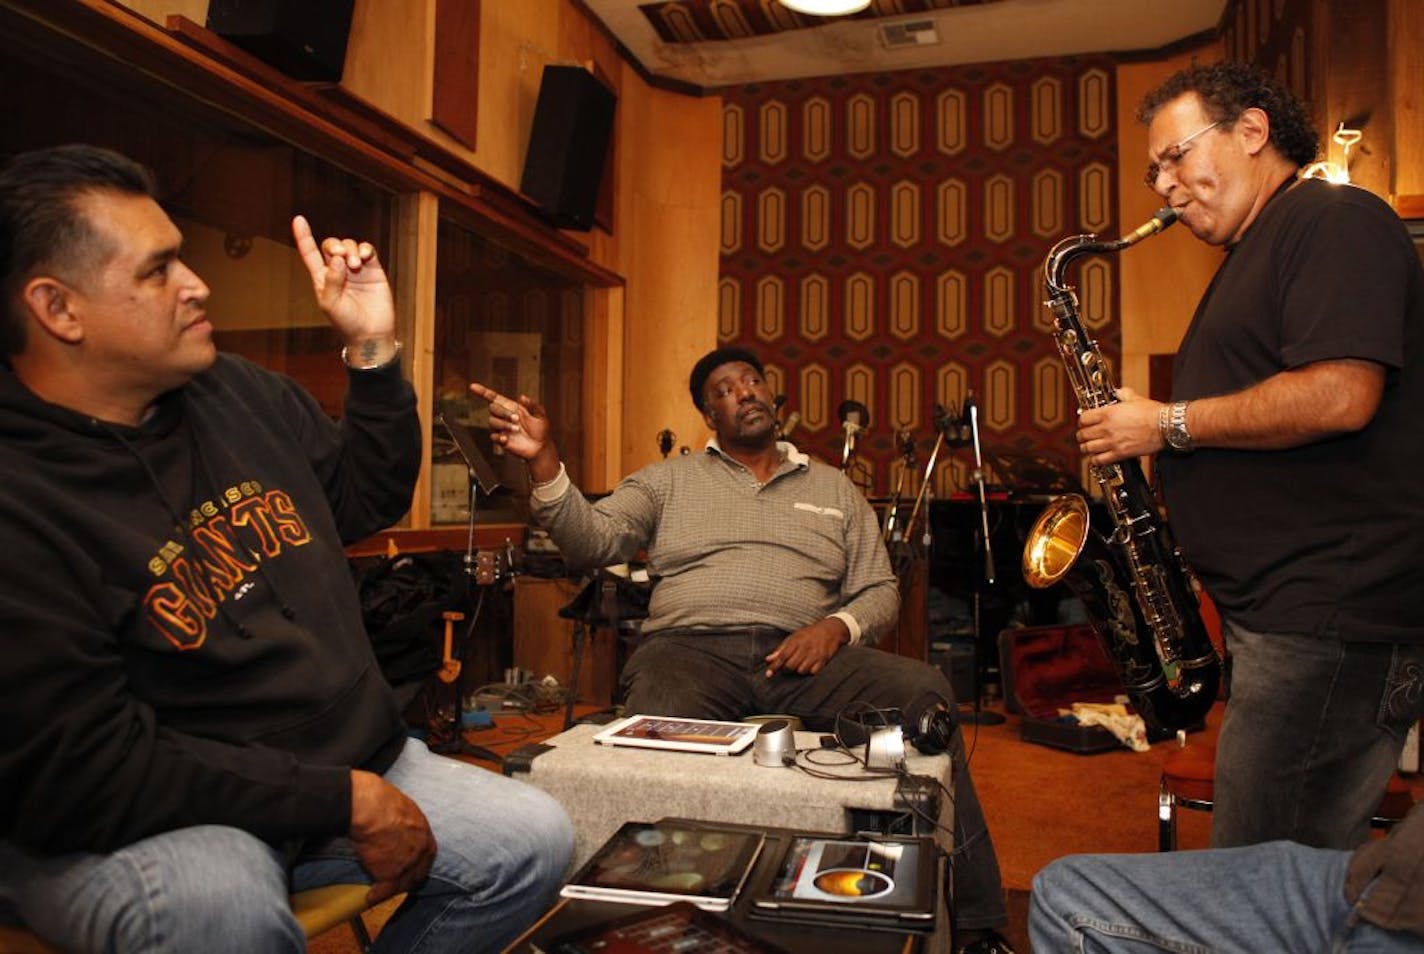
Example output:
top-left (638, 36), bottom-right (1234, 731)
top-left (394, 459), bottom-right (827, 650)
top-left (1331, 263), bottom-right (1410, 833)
top-left (1122, 207), bottom-right (1179, 246)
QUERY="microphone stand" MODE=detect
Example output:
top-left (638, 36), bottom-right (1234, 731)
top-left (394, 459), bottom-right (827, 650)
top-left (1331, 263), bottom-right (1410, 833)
top-left (428, 477), bottom-right (503, 761)
top-left (840, 423), bottom-right (858, 471)
top-left (903, 405), bottom-right (962, 546)
top-left (882, 433), bottom-right (920, 632)
top-left (882, 432), bottom-right (916, 547)
top-left (966, 395), bottom-right (995, 589)
top-left (431, 414), bottom-right (503, 762)
top-left (960, 394), bottom-right (1006, 726)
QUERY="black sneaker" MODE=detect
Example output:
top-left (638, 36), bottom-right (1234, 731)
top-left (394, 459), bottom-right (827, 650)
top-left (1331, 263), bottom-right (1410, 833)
top-left (955, 931), bottom-right (1017, 954)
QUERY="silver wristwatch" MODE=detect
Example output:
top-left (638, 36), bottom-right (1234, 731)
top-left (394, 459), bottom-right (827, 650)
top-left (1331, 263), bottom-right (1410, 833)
top-left (1161, 400), bottom-right (1194, 452)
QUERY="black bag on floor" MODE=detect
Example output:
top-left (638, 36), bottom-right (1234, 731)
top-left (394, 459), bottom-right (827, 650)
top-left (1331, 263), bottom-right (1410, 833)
top-left (354, 550), bottom-right (467, 687)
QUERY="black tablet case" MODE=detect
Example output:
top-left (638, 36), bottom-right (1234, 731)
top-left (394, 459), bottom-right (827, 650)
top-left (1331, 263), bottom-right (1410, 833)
top-left (560, 820), bottom-right (764, 911)
top-left (744, 833), bottom-right (937, 933)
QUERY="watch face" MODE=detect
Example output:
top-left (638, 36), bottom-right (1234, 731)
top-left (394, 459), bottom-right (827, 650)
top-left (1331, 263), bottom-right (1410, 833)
top-left (1166, 403), bottom-right (1191, 450)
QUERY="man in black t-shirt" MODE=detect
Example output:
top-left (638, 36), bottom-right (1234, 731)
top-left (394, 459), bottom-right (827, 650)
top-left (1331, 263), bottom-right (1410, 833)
top-left (1076, 62), bottom-right (1424, 850)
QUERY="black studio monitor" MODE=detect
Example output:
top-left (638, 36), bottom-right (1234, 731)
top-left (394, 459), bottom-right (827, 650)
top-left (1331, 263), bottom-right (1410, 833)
top-left (520, 66), bottom-right (616, 232)
top-left (206, 0), bottom-right (356, 83)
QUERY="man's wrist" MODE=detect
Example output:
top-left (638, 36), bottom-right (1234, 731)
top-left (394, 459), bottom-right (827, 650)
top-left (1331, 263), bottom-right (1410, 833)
top-left (829, 611), bottom-right (860, 645)
top-left (1159, 400), bottom-right (1194, 452)
top-left (528, 460), bottom-right (570, 504)
top-left (527, 448), bottom-right (562, 486)
top-left (341, 336), bottom-right (401, 371)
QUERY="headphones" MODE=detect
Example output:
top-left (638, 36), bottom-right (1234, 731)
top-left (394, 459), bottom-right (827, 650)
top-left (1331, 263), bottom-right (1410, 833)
top-left (908, 701), bottom-right (955, 756)
top-left (834, 694), bottom-right (956, 766)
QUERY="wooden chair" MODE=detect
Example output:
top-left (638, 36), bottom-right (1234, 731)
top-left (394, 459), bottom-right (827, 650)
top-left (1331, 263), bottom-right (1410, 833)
top-left (0, 883), bottom-right (381, 953)
top-left (1158, 736), bottom-right (1415, 851)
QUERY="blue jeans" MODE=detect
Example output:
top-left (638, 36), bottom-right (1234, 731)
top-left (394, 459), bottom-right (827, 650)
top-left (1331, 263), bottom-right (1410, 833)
top-left (0, 738), bottom-right (574, 954)
top-left (1028, 841), bottom-right (1423, 953)
top-left (621, 629), bottom-right (1007, 933)
top-left (1214, 623), bottom-right (1424, 849)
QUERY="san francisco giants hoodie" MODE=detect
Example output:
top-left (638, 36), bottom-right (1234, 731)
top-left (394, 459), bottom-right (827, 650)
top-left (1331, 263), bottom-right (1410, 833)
top-left (0, 353), bottom-right (419, 853)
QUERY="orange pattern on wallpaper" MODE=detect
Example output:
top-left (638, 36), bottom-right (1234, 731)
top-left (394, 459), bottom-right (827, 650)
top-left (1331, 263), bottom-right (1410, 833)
top-left (719, 56), bottom-right (1122, 498)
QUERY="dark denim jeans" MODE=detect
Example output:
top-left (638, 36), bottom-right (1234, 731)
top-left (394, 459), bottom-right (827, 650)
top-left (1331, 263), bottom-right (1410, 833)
top-left (1214, 621), bottom-right (1424, 849)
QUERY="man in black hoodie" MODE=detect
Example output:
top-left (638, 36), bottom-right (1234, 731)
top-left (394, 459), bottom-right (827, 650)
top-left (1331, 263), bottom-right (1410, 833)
top-left (0, 145), bottom-right (573, 953)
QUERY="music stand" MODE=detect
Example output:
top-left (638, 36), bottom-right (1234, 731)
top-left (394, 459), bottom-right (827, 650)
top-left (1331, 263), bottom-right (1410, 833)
top-left (431, 413), bottom-right (505, 762)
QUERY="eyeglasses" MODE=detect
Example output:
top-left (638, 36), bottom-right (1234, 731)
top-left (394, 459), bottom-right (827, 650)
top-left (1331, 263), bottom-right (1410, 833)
top-left (1144, 120), bottom-right (1222, 188)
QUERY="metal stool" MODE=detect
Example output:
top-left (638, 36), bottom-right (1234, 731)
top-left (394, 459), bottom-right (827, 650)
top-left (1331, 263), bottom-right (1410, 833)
top-left (0, 883), bottom-right (382, 952)
top-left (1158, 736), bottom-right (1415, 850)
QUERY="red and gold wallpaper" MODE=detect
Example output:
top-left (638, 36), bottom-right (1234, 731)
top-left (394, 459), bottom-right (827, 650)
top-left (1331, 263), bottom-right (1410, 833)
top-left (719, 56), bottom-right (1122, 498)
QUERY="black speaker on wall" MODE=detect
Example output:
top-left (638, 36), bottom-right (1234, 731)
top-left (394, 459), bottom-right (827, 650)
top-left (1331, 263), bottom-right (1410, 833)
top-left (520, 66), bottom-right (616, 232)
top-left (206, 0), bottom-right (356, 83)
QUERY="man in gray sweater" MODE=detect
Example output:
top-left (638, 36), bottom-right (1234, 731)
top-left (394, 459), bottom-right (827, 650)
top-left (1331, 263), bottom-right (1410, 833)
top-left (471, 346), bottom-right (1017, 954)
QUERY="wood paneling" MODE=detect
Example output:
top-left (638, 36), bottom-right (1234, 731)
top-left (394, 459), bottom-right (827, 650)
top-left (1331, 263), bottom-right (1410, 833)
top-left (432, 0), bottom-right (480, 148)
top-left (1115, 49), bottom-right (1225, 396)
top-left (398, 191), bottom-right (442, 530)
top-left (513, 577), bottom-right (618, 704)
top-left (617, 73), bottom-right (724, 479)
top-left (1316, 0), bottom-right (1390, 197)
top-left (1390, 0), bottom-right (1424, 199)
top-left (344, 0), bottom-right (432, 130)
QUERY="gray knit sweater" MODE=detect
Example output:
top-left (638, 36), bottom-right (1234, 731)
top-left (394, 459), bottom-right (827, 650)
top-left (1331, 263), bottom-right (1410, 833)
top-left (530, 441), bottom-right (898, 645)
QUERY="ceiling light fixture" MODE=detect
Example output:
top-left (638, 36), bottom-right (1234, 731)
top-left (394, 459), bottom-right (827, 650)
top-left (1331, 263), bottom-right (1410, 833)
top-left (777, 0), bottom-right (874, 16)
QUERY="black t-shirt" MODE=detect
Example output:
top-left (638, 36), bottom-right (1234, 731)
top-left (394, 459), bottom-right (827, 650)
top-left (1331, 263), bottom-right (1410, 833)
top-left (1157, 178), bottom-right (1424, 642)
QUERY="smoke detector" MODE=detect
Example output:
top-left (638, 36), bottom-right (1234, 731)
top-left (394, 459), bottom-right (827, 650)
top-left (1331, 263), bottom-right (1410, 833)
top-left (878, 18), bottom-right (940, 49)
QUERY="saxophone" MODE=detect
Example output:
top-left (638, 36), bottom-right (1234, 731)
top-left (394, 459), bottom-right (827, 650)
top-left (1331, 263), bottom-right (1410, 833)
top-left (1021, 208), bottom-right (1220, 731)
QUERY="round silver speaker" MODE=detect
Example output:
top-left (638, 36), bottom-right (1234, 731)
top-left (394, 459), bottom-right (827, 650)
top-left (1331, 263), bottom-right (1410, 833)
top-left (753, 718), bottom-right (796, 767)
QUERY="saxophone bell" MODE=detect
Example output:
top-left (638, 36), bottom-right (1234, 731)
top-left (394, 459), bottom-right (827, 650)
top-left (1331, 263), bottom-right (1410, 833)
top-left (1023, 494), bottom-right (1220, 730)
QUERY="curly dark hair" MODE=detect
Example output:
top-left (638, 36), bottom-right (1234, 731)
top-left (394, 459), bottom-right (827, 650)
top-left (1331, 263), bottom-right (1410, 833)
top-left (1137, 61), bottom-right (1319, 168)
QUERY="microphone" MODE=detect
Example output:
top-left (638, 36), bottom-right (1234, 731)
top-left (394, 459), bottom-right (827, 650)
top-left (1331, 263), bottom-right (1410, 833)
top-left (932, 402), bottom-right (952, 432)
top-left (960, 394), bottom-right (978, 444)
top-left (836, 400), bottom-right (870, 470)
top-left (780, 411), bottom-right (800, 439)
top-left (934, 402), bottom-right (968, 447)
top-left (837, 399), bottom-right (869, 433)
top-left (897, 430), bottom-right (916, 464)
top-left (772, 394), bottom-right (787, 412)
top-left (656, 429), bottom-right (675, 459)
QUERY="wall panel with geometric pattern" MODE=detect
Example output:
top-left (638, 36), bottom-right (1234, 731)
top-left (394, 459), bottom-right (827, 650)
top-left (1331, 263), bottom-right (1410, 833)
top-left (720, 56), bottom-right (1120, 497)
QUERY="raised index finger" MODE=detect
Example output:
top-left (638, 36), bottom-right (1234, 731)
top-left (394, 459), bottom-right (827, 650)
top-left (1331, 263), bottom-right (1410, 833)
top-left (468, 382), bottom-right (502, 404)
top-left (290, 215), bottom-right (327, 283)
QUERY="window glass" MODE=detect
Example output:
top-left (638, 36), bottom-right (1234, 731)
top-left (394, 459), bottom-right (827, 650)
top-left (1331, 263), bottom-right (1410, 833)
top-left (432, 216), bottom-right (585, 525)
top-left (0, 47), bottom-right (397, 421)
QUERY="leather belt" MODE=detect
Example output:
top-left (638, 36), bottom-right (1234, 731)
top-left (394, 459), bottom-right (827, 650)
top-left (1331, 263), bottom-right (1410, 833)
top-left (650, 625), bottom-right (788, 640)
